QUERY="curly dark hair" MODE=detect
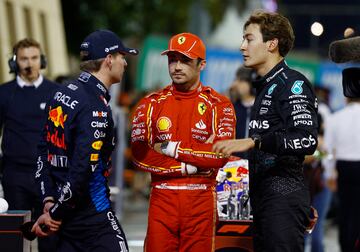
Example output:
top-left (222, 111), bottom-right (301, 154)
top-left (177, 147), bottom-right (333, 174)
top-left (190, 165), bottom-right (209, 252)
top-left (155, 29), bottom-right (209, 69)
top-left (244, 10), bottom-right (295, 57)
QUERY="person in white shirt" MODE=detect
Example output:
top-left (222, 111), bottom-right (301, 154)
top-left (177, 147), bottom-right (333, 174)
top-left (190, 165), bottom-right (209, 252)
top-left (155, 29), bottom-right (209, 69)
top-left (324, 98), bottom-right (360, 252)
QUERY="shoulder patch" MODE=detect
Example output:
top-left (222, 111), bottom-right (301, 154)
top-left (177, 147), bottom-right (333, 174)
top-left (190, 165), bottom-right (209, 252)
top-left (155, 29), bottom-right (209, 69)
top-left (268, 84), bottom-right (277, 95)
top-left (291, 80), bottom-right (304, 94)
top-left (78, 72), bottom-right (91, 82)
top-left (67, 83), bottom-right (78, 91)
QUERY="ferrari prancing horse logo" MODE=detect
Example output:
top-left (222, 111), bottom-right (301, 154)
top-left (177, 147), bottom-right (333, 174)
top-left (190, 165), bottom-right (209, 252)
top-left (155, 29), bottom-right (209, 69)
top-left (198, 102), bottom-right (207, 115)
top-left (178, 36), bottom-right (186, 45)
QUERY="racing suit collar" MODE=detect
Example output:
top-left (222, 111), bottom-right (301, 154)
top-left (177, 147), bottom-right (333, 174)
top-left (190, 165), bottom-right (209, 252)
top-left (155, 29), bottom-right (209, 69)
top-left (78, 71), bottom-right (111, 102)
top-left (253, 60), bottom-right (288, 91)
top-left (170, 82), bottom-right (203, 98)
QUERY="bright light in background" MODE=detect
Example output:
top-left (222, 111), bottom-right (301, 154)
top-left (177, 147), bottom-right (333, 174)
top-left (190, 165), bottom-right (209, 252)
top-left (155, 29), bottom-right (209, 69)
top-left (311, 22), bottom-right (324, 36)
top-left (262, 0), bottom-right (278, 12)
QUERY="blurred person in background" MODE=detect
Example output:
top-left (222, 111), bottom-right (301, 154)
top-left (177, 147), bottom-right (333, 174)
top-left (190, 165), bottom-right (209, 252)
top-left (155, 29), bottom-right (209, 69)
top-left (119, 90), bottom-right (152, 200)
top-left (54, 75), bottom-right (73, 85)
top-left (0, 38), bottom-right (59, 252)
top-left (303, 86), bottom-right (333, 252)
top-left (304, 110), bottom-right (334, 252)
top-left (213, 11), bottom-right (318, 251)
top-left (32, 29), bottom-right (138, 251)
top-left (229, 66), bottom-right (255, 158)
top-left (324, 97), bottom-right (360, 252)
top-left (130, 32), bottom-right (236, 252)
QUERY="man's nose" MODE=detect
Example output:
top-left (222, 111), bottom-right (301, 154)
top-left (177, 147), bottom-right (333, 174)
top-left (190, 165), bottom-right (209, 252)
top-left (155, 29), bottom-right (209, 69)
top-left (240, 41), bottom-right (246, 51)
top-left (175, 60), bottom-right (182, 69)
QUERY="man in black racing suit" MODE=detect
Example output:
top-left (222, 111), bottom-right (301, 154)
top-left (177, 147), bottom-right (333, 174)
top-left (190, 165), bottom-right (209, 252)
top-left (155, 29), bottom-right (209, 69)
top-left (248, 59), bottom-right (318, 252)
top-left (213, 11), bottom-right (318, 251)
top-left (32, 29), bottom-right (138, 252)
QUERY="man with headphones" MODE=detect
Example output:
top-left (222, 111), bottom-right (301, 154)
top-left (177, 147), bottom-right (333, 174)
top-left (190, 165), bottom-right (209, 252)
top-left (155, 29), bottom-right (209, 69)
top-left (0, 38), bottom-right (59, 251)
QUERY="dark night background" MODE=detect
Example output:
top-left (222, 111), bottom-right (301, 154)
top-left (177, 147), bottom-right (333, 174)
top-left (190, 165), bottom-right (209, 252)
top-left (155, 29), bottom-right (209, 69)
top-left (281, 0), bottom-right (360, 56)
top-left (60, 0), bottom-right (360, 58)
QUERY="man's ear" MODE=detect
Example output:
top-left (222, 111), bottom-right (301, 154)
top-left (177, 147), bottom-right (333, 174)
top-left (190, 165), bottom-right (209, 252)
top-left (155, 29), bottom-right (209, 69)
top-left (199, 59), bottom-right (206, 71)
top-left (267, 38), bottom-right (279, 52)
top-left (105, 54), bottom-right (113, 69)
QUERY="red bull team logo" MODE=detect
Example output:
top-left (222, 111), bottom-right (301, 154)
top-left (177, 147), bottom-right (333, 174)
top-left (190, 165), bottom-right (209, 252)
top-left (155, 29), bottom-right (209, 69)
top-left (49, 106), bottom-right (68, 128)
top-left (47, 129), bottom-right (66, 150)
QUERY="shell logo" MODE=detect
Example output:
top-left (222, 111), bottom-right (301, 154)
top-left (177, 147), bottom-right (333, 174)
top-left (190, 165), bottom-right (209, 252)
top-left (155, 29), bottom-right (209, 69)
top-left (92, 141), bottom-right (103, 150)
top-left (157, 117), bottom-right (172, 132)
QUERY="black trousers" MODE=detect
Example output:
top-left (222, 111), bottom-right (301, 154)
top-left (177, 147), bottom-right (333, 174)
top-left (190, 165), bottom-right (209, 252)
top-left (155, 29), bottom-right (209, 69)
top-left (1, 161), bottom-right (58, 252)
top-left (251, 176), bottom-right (310, 252)
top-left (57, 209), bottom-right (129, 252)
top-left (337, 160), bottom-right (360, 252)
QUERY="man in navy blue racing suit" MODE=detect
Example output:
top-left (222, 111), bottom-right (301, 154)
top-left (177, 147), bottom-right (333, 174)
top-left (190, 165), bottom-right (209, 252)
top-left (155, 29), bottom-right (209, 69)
top-left (32, 29), bottom-right (138, 252)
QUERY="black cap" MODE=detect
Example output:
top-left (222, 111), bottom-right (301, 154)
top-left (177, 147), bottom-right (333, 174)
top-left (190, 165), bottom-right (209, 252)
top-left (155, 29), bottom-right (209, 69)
top-left (80, 29), bottom-right (139, 61)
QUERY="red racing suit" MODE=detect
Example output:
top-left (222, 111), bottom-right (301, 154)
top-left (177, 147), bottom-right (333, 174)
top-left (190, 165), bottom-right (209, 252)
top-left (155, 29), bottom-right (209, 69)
top-left (131, 83), bottom-right (236, 252)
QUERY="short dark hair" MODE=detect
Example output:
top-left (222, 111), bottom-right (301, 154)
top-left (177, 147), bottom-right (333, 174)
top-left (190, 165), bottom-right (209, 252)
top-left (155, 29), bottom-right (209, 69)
top-left (13, 38), bottom-right (41, 54)
top-left (244, 11), bottom-right (295, 57)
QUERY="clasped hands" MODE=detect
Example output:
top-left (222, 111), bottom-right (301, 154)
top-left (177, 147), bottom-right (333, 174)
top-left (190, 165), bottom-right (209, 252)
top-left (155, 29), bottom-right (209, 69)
top-left (31, 201), bottom-right (62, 237)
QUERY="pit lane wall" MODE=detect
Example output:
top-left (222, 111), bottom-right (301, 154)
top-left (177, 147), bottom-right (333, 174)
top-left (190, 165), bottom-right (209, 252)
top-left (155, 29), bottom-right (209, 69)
top-left (136, 35), bottom-right (358, 112)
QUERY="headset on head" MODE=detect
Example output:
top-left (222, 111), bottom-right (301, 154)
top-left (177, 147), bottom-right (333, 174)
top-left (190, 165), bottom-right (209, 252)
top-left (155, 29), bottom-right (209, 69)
top-left (8, 48), bottom-right (47, 73)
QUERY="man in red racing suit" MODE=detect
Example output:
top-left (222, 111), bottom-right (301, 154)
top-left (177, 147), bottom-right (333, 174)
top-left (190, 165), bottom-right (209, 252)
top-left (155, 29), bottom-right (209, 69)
top-left (131, 33), bottom-right (236, 252)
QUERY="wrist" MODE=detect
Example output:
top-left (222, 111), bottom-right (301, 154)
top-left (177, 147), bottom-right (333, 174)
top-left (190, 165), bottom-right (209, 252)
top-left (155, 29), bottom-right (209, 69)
top-left (251, 134), bottom-right (262, 150)
top-left (181, 162), bottom-right (197, 175)
top-left (161, 141), bottom-right (180, 158)
top-left (160, 141), bottom-right (169, 152)
top-left (43, 197), bottom-right (55, 205)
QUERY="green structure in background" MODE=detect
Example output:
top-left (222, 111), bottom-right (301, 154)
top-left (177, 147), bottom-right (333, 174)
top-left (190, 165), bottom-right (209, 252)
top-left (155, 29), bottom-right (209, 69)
top-left (286, 58), bottom-right (319, 84)
top-left (136, 36), bottom-right (170, 92)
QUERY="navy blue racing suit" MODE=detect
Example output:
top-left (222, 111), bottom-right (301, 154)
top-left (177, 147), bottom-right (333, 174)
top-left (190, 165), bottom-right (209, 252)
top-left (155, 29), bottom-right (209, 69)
top-left (249, 60), bottom-right (318, 252)
top-left (35, 72), bottom-right (128, 252)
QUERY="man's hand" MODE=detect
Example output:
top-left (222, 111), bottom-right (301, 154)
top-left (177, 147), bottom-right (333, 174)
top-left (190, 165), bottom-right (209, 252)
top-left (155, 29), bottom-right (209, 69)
top-left (153, 143), bottom-right (162, 154)
top-left (212, 138), bottom-right (255, 156)
top-left (43, 202), bottom-right (55, 213)
top-left (181, 162), bottom-right (197, 175)
top-left (153, 141), bottom-right (179, 157)
top-left (205, 134), bottom-right (215, 144)
top-left (31, 212), bottom-right (62, 237)
top-left (327, 177), bottom-right (337, 192)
